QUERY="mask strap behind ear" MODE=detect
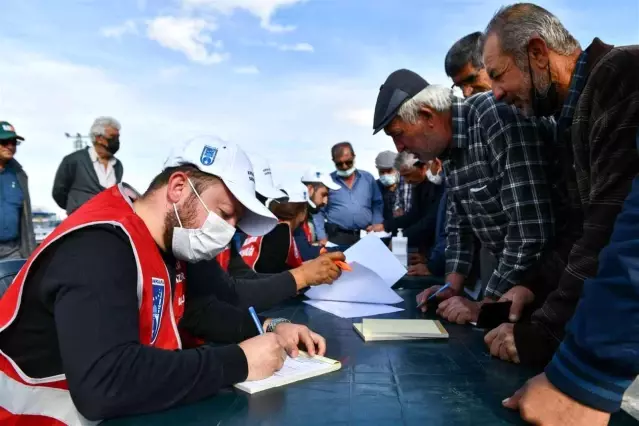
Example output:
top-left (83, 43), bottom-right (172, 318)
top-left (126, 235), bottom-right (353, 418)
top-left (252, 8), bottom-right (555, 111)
top-left (187, 178), bottom-right (211, 213)
top-left (173, 204), bottom-right (184, 227)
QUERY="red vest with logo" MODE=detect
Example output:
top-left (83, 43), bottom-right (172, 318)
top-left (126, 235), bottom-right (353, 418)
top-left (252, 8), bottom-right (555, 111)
top-left (0, 185), bottom-right (185, 426)
top-left (300, 221), bottom-right (313, 243)
top-left (239, 223), bottom-right (303, 271)
top-left (215, 248), bottom-right (232, 272)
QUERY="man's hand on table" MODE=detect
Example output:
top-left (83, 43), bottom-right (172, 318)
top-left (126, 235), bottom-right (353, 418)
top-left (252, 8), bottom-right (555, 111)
top-left (503, 373), bottom-right (611, 426)
top-left (484, 323), bottom-right (520, 364)
top-left (272, 323), bottom-right (326, 358)
top-left (291, 252), bottom-right (345, 290)
top-left (407, 263), bottom-right (431, 276)
top-left (415, 273), bottom-right (464, 312)
top-left (436, 297), bottom-right (481, 324)
top-left (497, 285), bottom-right (535, 322)
top-left (318, 239), bottom-right (328, 247)
top-left (366, 224), bottom-right (385, 233)
top-left (239, 333), bottom-right (287, 381)
top-left (408, 252), bottom-right (426, 265)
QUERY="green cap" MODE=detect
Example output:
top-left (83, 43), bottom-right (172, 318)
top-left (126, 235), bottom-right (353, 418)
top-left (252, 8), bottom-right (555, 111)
top-left (0, 121), bottom-right (24, 141)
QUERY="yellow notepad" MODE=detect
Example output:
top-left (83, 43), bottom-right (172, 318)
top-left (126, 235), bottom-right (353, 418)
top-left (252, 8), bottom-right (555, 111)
top-left (353, 319), bottom-right (448, 341)
top-left (234, 352), bottom-right (341, 394)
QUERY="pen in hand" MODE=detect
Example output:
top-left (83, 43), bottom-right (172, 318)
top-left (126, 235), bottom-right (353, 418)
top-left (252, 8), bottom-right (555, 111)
top-left (319, 247), bottom-right (352, 272)
top-left (416, 282), bottom-right (451, 308)
top-left (248, 306), bottom-right (265, 335)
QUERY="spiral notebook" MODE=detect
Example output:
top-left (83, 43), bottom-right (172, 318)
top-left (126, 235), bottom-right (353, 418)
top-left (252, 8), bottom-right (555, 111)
top-left (234, 352), bottom-right (341, 394)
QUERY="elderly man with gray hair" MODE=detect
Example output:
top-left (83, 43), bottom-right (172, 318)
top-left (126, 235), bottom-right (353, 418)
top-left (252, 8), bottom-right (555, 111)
top-left (373, 68), bottom-right (557, 328)
top-left (53, 116), bottom-right (123, 215)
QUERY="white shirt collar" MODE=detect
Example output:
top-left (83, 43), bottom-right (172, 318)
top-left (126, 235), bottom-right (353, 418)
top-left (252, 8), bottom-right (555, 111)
top-left (89, 145), bottom-right (116, 165)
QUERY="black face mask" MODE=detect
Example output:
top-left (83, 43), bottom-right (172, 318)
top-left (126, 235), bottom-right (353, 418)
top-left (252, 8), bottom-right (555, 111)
top-left (528, 56), bottom-right (560, 117)
top-left (105, 135), bottom-right (120, 155)
top-left (307, 204), bottom-right (320, 215)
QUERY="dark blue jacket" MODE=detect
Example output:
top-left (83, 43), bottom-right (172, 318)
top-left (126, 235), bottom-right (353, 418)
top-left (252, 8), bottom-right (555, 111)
top-left (427, 186), bottom-right (447, 276)
top-left (292, 226), bottom-right (345, 261)
top-left (546, 166), bottom-right (639, 412)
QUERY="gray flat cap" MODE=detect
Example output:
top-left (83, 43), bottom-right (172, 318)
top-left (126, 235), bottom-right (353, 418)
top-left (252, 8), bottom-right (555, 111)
top-left (375, 150), bottom-right (397, 169)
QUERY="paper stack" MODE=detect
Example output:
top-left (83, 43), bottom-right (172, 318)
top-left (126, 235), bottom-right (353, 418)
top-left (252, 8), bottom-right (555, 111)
top-left (304, 235), bottom-right (406, 318)
top-left (352, 319), bottom-right (449, 342)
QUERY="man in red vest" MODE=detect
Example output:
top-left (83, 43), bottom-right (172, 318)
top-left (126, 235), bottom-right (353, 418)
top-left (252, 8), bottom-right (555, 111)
top-left (0, 136), bottom-right (329, 424)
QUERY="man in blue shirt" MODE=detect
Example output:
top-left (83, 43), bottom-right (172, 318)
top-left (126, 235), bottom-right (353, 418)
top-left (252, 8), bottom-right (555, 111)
top-left (0, 121), bottom-right (35, 260)
top-left (313, 142), bottom-right (384, 246)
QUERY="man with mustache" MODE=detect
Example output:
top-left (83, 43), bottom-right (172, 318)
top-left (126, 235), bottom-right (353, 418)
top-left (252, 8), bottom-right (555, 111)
top-left (373, 69), bottom-right (556, 324)
top-left (481, 3), bottom-right (639, 424)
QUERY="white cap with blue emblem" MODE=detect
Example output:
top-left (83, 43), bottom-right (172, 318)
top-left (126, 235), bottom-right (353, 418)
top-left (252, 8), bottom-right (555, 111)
top-left (300, 167), bottom-right (340, 191)
top-left (247, 153), bottom-right (288, 201)
top-left (276, 182), bottom-right (316, 208)
top-left (164, 135), bottom-right (278, 236)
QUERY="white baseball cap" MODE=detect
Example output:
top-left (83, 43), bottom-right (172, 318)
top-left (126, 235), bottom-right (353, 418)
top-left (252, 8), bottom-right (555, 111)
top-left (164, 135), bottom-right (277, 236)
top-left (301, 168), bottom-right (340, 191)
top-left (249, 154), bottom-right (288, 200)
top-left (277, 182), bottom-right (316, 208)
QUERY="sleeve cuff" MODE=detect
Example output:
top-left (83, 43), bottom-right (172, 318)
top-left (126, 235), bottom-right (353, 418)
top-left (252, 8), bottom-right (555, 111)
top-left (513, 322), bottom-right (559, 367)
top-left (445, 260), bottom-right (471, 277)
top-left (216, 344), bottom-right (249, 386)
top-left (545, 336), bottom-right (635, 413)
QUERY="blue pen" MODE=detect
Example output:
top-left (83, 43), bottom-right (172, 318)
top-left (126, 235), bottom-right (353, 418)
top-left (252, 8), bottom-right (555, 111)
top-left (248, 306), bottom-right (265, 335)
top-left (417, 282), bottom-right (451, 308)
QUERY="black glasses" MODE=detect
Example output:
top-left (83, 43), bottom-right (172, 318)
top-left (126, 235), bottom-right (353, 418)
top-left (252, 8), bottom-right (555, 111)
top-left (0, 139), bottom-right (20, 147)
top-left (334, 160), bottom-right (354, 168)
top-left (451, 73), bottom-right (479, 90)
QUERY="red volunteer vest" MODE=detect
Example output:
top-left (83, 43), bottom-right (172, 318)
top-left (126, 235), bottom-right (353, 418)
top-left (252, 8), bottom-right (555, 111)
top-left (239, 223), bottom-right (303, 271)
top-left (0, 185), bottom-right (185, 426)
top-left (215, 248), bottom-right (231, 272)
top-left (300, 221), bottom-right (313, 243)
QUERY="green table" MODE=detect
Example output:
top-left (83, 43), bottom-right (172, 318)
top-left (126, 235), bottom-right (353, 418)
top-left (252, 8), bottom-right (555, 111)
top-left (107, 290), bottom-right (638, 425)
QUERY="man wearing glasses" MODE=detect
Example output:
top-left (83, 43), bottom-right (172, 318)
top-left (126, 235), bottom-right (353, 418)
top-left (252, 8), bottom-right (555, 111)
top-left (313, 141), bottom-right (384, 246)
top-left (445, 32), bottom-right (492, 98)
top-left (0, 121), bottom-right (35, 260)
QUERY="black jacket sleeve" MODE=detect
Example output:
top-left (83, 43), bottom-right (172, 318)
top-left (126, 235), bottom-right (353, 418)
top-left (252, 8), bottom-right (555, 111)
top-left (186, 256), bottom-right (298, 313)
top-left (43, 227), bottom-right (249, 421)
top-left (253, 224), bottom-right (291, 273)
top-left (52, 155), bottom-right (74, 210)
top-left (384, 182), bottom-right (442, 246)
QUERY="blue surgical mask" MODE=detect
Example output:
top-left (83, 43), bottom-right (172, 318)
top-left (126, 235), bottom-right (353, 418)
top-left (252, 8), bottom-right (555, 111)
top-left (379, 173), bottom-right (398, 187)
top-left (336, 167), bottom-right (356, 178)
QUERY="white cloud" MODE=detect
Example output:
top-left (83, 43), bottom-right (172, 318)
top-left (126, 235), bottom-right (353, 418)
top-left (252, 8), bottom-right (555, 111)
top-left (275, 42), bottom-right (313, 52)
top-left (158, 65), bottom-right (188, 79)
top-left (180, 0), bottom-right (305, 32)
top-left (234, 65), bottom-right (260, 74)
top-left (146, 16), bottom-right (228, 65)
top-left (335, 108), bottom-right (374, 128)
top-left (100, 20), bottom-right (138, 39)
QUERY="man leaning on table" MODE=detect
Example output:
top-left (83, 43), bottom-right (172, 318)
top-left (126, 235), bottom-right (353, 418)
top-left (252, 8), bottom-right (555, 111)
top-left (372, 68), bottom-right (556, 323)
top-left (0, 136), bottom-right (328, 424)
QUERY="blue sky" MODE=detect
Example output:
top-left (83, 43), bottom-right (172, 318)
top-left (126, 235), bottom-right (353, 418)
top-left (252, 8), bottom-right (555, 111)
top-left (0, 0), bottom-right (637, 213)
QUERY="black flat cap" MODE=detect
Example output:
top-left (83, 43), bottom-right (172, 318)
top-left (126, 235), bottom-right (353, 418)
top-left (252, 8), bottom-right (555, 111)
top-left (373, 69), bottom-right (429, 135)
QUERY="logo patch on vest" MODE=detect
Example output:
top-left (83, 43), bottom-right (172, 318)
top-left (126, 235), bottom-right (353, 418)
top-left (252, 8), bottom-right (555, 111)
top-left (200, 145), bottom-right (218, 166)
top-left (151, 278), bottom-right (165, 344)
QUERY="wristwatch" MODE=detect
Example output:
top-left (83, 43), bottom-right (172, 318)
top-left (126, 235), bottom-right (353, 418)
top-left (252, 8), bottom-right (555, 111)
top-left (266, 318), bottom-right (291, 332)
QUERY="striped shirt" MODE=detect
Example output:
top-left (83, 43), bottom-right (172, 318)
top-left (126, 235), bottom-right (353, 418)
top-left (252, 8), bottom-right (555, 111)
top-left (444, 92), bottom-right (556, 298)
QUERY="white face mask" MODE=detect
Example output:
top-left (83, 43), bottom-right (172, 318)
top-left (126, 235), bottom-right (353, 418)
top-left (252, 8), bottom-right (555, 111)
top-left (336, 166), bottom-right (356, 178)
top-left (171, 179), bottom-right (236, 262)
top-left (426, 168), bottom-right (443, 185)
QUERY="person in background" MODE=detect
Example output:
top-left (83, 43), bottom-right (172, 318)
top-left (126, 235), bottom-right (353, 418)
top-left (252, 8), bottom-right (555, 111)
top-left (241, 181), bottom-right (343, 277)
top-left (296, 168), bottom-right (341, 260)
top-left (406, 159), bottom-right (447, 277)
top-left (374, 150), bottom-right (398, 222)
top-left (313, 141), bottom-right (384, 246)
top-left (52, 116), bottom-right (123, 215)
top-left (481, 2), bottom-right (639, 367)
top-left (0, 121), bottom-right (35, 260)
top-left (504, 137), bottom-right (639, 425)
top-left (368, 152), bottom-right (443, 256)
top-left (0, 136), bottom-right (328, 423)
top-left (373, 69), bottom-right (556, 326)
top-left (445, 31), bottom-right (493, 98)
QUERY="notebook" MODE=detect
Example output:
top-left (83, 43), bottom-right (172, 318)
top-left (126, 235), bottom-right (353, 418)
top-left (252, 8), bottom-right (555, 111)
top-left (234, 352), bottom-right (341, 394)
top-left (353, 319), bottom-right (449, 341)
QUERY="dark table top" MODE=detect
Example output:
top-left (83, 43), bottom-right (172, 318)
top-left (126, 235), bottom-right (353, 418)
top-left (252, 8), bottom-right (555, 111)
top-left (107, 289), bottom-right (638, 426)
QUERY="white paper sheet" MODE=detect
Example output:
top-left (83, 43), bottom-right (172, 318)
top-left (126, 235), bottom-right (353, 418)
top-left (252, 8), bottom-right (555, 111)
top-left (304, 300), bottom-right (404, 318)
top-left (343, 235), bottom-right (406, 286)
top-left (365, 231), bottom-right (392, 239)
top-left (305, 262), bottom-right (403, 304)
top-left (324, 241), bottom-right (338, 248)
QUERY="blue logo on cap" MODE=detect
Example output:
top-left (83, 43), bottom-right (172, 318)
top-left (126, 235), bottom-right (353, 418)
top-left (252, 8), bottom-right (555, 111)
top-left (200, 145), bottom-right (217, 166)
top-left (316, 172), bottom-right (321, 178)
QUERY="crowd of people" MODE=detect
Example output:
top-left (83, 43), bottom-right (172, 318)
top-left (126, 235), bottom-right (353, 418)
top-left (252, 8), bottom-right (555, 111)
top-left (0, 2), bottom-right (637, 425)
